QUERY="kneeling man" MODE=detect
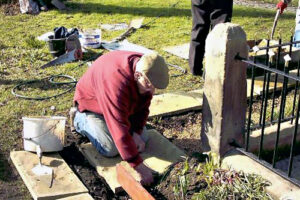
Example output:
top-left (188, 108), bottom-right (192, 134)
top-left (72, 50), bottom-right (169, 185)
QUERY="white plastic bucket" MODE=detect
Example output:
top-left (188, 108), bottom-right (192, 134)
top-left (79, 29), bottom-right (101, 49)
top-left (22, 116), bottom-right (66, 152)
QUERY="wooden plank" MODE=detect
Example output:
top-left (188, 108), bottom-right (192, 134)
top-left (116, 163), bottom-right (155, 200)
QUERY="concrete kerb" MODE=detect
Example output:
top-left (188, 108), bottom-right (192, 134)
top-left (249, 120), bottom-right (300, 152)
top-left (222, 149), bottom-right (300, 200)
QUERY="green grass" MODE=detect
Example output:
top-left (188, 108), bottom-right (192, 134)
top-left (249, 0), bottom-right (299, 7)
top-left (0, 0), bottom-right (297, 198)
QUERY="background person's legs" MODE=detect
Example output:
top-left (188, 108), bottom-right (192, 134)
top-left (210, 0), bottom-right (233, 28)
top-left (74, 111), bottom-right (149, 157)
top-left (189, 0), bottom-right (211, 76)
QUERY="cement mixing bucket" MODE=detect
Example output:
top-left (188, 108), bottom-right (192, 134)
top-left (22, 116), bottom-right (66, 152)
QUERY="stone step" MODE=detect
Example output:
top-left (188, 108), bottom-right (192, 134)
top-left (149, 89), bottom-right (203, 118)
top-left (149, 69), bottom-right (299, 119)
top-left (222, 149), bottom-right (300, 200)
top-left (10, 151), bottom-right (89, 200)
top-left (79, 129), bottom-right (186, 193)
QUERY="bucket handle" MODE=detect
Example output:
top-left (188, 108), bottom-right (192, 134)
top-left (23, 121), bottom-right (60, 140)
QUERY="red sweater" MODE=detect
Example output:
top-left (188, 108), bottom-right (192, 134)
top-left (74, 51), bottom-right (152, 167)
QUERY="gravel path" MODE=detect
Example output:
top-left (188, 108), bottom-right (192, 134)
top-left (234, 0), bottom-right (297, 13)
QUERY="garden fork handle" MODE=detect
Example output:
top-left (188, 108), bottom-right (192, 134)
top-left (271, 9), bottom-right (280, 40)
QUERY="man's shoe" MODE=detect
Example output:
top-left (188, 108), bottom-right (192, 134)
top-left (69, 107), bottom-right (77, 133)
top-left (202, 70), bottom-right (205, 80)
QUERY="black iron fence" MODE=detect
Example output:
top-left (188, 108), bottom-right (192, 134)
top-left (235, 38), bottom-right (300, 187)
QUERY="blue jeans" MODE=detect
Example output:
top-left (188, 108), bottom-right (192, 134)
top-left (74, 111), bottom-right (148, 157)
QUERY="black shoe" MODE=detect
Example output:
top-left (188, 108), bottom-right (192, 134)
top-left (192, 69), bottom-right (202, 75)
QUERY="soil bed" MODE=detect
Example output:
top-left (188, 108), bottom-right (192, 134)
top-left (60, 130), bottom-right (129, 200)
top-left (59, 111), bottom-right (202, 199)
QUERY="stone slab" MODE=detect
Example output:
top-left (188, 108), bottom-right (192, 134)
top-left (148, 70), bottom-right (297, 119)
top-left (149, 90), bottom-right (203, 118)
top-left (222, 149), bottom-right (300, 200)
top-left (248, 69), bottom-right (299, 95)
top-left (10, 151), bottom-right (88, 200)
top-left (80, 129), bottom-right (186, 193)
top-left (57, 193), bottom-right (94, 200)
top-left (163, 43), bottom-right (189, 60)
top-left (249, 120), bottom-right (300, 152)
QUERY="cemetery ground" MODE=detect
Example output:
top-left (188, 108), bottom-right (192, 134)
top-left (0, 0), bottom-right (297, 199)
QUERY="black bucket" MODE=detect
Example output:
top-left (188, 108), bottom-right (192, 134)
top-left (48, 35), bottom-right (66, 57)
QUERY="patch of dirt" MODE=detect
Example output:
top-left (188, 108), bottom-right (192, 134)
top-left (1, 3), bottom-right (20, 16)
top-left (61, 130), bottom-right (129, 200)
top-left (149, 111), bottom-right (202, 156)
top-left (59, 111), bottom-right (203, 199)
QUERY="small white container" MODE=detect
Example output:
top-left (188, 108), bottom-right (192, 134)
top-left (79, 29), bottom-right (101, 49)
top-left (22, 116), bottom-right (66, 152)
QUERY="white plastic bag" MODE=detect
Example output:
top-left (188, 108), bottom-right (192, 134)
top-left (19, 0), bottom-right (40, 15)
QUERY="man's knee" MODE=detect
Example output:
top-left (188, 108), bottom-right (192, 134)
top-left (101, 144), bottom-right (119, 157)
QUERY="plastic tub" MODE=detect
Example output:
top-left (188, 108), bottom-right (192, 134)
top-left (22, 116), bottom-right (66, 152)
top-left (79, 29), bottom-right (101, 49)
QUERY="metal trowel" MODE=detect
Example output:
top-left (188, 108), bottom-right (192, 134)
top-left (32, 145), bottom-right (54, 188)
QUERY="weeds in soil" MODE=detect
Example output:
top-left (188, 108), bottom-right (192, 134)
top-left (172, 153), bottom-right (272, 200)
top-left (192, 171), bottom-right (272, 200)
top-left (249, 90), bottom-right (299, 128)
top-left (173, 158), bottom-right (190, 200)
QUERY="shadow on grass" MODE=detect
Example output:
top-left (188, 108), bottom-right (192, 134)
top-left (61, 2), bottom-right (296, 20)
top-left (0, 153), bottom-right (13, 182)
top-left (233, 6), bottom-right (295, 20)
top-left (64, 2), bottom-right (191, 17)
top-left (0, 78), bottom-right (32, 85)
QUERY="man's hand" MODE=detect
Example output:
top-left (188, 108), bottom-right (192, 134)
top-left (134, 162), bottom-right (154, 186)
top-left (276, 1), bottom-right (288, 14)
top-left (133, 132), bottom-right (145, 153)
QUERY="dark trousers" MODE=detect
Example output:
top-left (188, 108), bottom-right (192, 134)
top-left (189, 0), bottom-right (233, 75)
